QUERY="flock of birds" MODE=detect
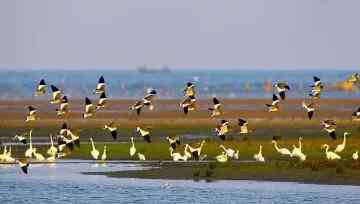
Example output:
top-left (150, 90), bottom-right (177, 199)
top-left (0, 73), bottom-right (359, 174)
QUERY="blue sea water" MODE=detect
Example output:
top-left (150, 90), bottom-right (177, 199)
top-left (0, 161), bottom-right (359, 204)
top-left (0, 69), bottom-right (358, 99)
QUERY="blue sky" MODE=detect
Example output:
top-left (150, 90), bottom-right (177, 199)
top-left (2, 1), bottom-right (360, 70)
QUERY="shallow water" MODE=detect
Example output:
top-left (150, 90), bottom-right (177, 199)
top-left (0, 160), bottom-right (359, 204)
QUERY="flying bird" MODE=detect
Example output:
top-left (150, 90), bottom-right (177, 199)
top-left (95, 76), bottom-right (106, 94)
top-left (321, 120), bottom-right (337, 140)
top-left (184, 82), bottom-right (196, 97)
top-left (56, 96), bottom-right (69, 117)
top-left (266, 94), bottom-right (280, 112)
top-left (215, 120), bottom-right (230, 141)
top-left (96, 92), bottom-right (108, 110)
top-left (104, 121), bottom-right (118, 140)
top-left (208, 97), bottom-right (223, 117)
top-left (180, 96), bottom-right (196, 115)
top-left (35, 79), bottom-right (48, 96)
top-left (274, 82), bottom-right (290, 100)
top-left (302, 101), bottom-right (315, 120)
top-left (83, 97), bottom-right (96, 118)
top-left (166, 136), bottom-right (181, 151)
top-left (129, 100), bottom-right (144, 116)
top-left (352, 107), bottom-right (360, 121)
top-left (142, 89), bottom-right (157, 110)
top-left (26, 106), bottom-right (38, 122)
top-left (136, 127), bottom-right (151, 143)
top-left (50, 85), bottom-right (63, 104)
top-left (238, 118), bottom-right (249, 134)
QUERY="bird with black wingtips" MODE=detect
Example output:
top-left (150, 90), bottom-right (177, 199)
top-left (130, 100), bottom-right (144, 116)
top-left (50, 85), bottom-right (63, 104)
top-left (166, 136), bottom-right (180, 151)
top-left (95, 76), bottom-right (106, 94)
top-left (266, 94), bottom-right (280, 112)
top-left (302, 101), bottom-right (315, 120)
top-left (26, 106), bottom-right (38, 122)
top-left (215, 120), bottom-right (230, 141)
top-left (185, 140), bottom-right (205, 160)
top-left (96, 92), bottom-right (108, 110)
top-left (238, 118), bottom-right (249, 134)
top-left (352, 107), bottom-right (360, 121)
top-left (321, 120), bottom-right (337, 140)
top-left (83, 97), bottom-right (96, 118)
top-left (347, 73), bottom-right (359, 83)
top-left (208, 97), bottom-right (223, 117)
top-left (67, 129), bottom-right (80, 148)
top-left (35, 79), bottom-right (48, 96)
top-left (142, 89), bottom-right (157, 110)
top-left (274, 82), bottom-right (290, 100)
top-left (136, 126), bottom-right (151, 143)
top-left (18, 159), bottom-right (30, 174)
top-left (184, 82), bottom-right (196, 97)
top-left (59, 122), bottom-right (68, 136)
top-left (180, 95), bottom-right (196, 115)
top-left (104, 121), bottom-right (117, 140)
top-left (56, 96), bottom-right (69, 117)
top-left (14, 132), bottom-right (27, 145)
top-left (312, 76), bottom-right (324, 90)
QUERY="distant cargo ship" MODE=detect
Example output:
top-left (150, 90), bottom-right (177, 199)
top-left (137, 65), bottom-right (171, 73)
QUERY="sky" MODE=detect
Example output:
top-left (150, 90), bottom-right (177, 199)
top-left (2, 1), bottom-right (360, 70)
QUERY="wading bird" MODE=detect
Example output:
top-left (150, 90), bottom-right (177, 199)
top-left (185, 141), bottom-right (206, 160)
top-left (216, 152), bottom-right (228, 163)
top-left (208, 97), bottom-right (223, 117)
top-left (90, 137), bottom-right (99, 160)
top-left (219, 145), bottom-right (239, 160)
top-left (25, 130), bottom-right (33, 158)
top-left (47, 134), bottom-right (58, 157)
top-left (138, 152), bottom-right (146, 161)
top-left (271, 139), bottom-right (292, 156)
top-left (266, 94), bottom-right (280, 112)
top-left (33, 148), bottom-right (45, 161)
top-left (322, 144), bottom-right (341, 160)
top-left (334, 132), bottom-right (349, 153)
top-left (254, 145), bottom-right (265, 162)
top-left (101, 145), bottom-right (107, 161)
top-left (129, 137), bottom-right (136, 157)
top-left (35, 79), bottom-right (47, 96)
top-left (353, 151), bottom-right (358, 160)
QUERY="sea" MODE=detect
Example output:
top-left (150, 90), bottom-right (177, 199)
top-left (0, 69), bottom-right (359, 99)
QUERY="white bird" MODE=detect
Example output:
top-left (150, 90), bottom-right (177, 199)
top-left (266, 94), bottom-right (280, 112)
top-left (129, 100), bottom-right (144, 115)
top-left (215, 120), bottom-right (230, 141)
top-left (138, 152), bottom-right (146, 161)
top-left (238, 118), bottom-right (250, 134)
top-left (25, 130), bottom-right (33, 158)
top-left (26, 106), bottom-right (38, 122)
top-left (104, 121), bottom-right (117, 140)
top-left (184, 82), bottom-right (196, 97)
top-left (33, 148), bottom-right (45, 161)
top-left (50, 85), bottom-right (63, 104)
top-left (291, 145), bottom-right (306, 161)
top-left (101, 145), bottom-right (107, 161)
top-left (169, 148), bottom-right (187, 161)
top-left (352, 151), bottom-right (358, 160)
top-left (129, 137), bottom-right (136, 157)
top-left (90, 137), bottom-right (99, 160)
top-left (14, 133), bottom-right (27, 144)
top-left (219, 145), bottom-right (238, 159)
top-left (96, 92), bottom-right (108, 110)
top-left (95, 76), bottom-right (106, 94)
top-left (0, 146), bottom-right (7, 161)
top-left (322, 144), bottom-right (341, 160)
top-left (166, 136), bottom-right (181, 151)
top-left (208, 97), bottom-right (223, 117)
top-left (271, 140), bottom-right (292, 156)
top-left (302, 101), bottom-right (315, 120)
top-left (274, 82), bottom-right (290, 100)
top-left (352, 107), bottom-right (360, 121)
top-left (254, 145), bottom-right (265, 162)
top-left (334, 132), bottom-right (349, 153)
top-left (142, 89), bottom-right (157, 110)
top-left (4, 146), bottom-right (15, 163)
top-left (35, 79), bottom-right (48, 96)
top-left (347, 72), bottom-right (359, 83)
top-left (56, 96), bottom-right (69, 117)
top-left (185, 141), bottom-right (205, 160)
top-left (310, 76), bottom-right (323, 99)
top-left (180, 95), bottom-right (196, 115)
top-left (47, 134), bottom-right (58, 157)
top-left (216, 152), bottom-right (228, 163)
top-left (83, 97), bottom-right (96, 118)
top-left (136, 127), bottom-right (151, 143)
